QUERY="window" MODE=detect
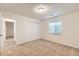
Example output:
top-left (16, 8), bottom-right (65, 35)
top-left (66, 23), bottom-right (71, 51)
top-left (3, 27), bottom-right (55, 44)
top-left (49, 21), bottom-right (62, 34)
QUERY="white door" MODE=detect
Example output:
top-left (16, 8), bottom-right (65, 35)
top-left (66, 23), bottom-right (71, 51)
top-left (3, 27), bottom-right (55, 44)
top-left (0, 19), bottom-right (3, 49)
top-left (0, 19), bottom-right (4, 51)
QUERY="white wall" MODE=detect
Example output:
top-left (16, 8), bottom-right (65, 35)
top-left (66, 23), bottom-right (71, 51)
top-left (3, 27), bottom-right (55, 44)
top-left (42, 10), bottom-right (79, 49)
top-left (1, 12), bottom-right (42, 44)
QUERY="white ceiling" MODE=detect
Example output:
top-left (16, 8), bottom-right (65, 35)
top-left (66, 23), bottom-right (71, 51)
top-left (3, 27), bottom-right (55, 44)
top-left (0, 3), bottom-right (79, 20)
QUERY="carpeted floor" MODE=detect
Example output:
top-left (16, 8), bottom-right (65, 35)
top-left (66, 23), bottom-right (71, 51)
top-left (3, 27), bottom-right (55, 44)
top-left (1, 39), bottom-right (79, 56)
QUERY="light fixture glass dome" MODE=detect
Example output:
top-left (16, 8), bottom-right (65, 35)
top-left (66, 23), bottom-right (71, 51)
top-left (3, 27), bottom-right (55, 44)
top-left (33, 5), bottom-right (50, 14)
top-left (38, 7), bottom-right (45, 12)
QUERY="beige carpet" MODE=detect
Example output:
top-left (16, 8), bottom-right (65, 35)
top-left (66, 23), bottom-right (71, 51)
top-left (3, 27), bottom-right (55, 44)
top-left (1, 39), bottom-right (79, 56)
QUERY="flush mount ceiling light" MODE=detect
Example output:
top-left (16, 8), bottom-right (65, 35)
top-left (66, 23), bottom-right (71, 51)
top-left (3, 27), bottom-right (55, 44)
top-left (33, 5), bottom-right (50, 14)
top-left (38, 7), bottom-right (45, 12)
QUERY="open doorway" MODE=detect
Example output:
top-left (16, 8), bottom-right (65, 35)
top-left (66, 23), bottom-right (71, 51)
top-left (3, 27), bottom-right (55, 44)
top-left (4, 20), bottom-right (16, 46)
top-left (5, 22), bottom-right (14, 41)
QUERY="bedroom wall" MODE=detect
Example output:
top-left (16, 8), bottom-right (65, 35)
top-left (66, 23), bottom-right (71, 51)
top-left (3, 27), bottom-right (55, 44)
top-left (42, 10), bottom-right (79, 49)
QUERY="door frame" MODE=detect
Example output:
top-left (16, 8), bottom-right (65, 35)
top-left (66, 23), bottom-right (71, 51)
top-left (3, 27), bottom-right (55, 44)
top-left (5, 19), bottom-right (16, 41)
top-left (3, 18), bottom-right (16, 41)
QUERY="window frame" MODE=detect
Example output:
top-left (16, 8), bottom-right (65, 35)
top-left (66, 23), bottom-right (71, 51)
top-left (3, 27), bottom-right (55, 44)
top-left (48, 21), bottom-right (62, 35)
